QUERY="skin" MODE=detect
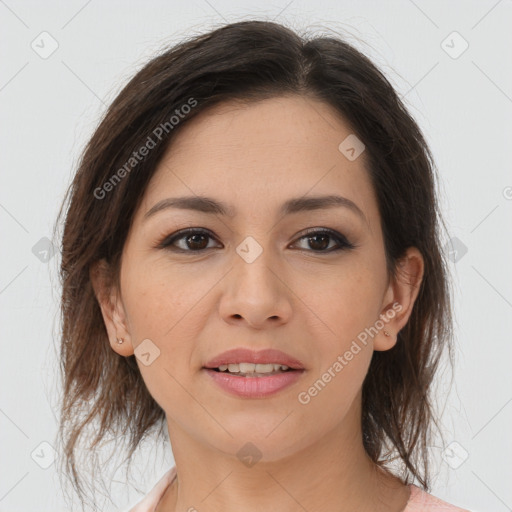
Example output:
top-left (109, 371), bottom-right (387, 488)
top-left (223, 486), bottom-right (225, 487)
top-left (91, 95), bottom-right (424, 512)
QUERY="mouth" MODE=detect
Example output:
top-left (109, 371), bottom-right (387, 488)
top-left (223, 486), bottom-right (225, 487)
top-left (204, 363), bottom-right (300, 378)
top-left (202, 364), bottom-right (305, 398)
top-left (203, 348), bottom-right (306, 372)
top-left (202, 348), bottom-right (305, 397)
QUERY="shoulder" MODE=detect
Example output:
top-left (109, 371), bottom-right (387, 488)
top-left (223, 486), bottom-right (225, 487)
top-left (405, 484), bottom-right (472, 512)
top-left (126, 472), bottom-right (474, 512)
top-left (127, 466), bottom-right (177, 512)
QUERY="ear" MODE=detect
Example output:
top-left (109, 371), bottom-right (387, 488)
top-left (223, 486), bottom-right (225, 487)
top-left (374, 247), bottom-right (424, 351)
top-left (89, 259), bottom-right (134, 356)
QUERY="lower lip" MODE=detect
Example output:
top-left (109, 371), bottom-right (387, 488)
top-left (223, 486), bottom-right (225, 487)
top-left (203, 369), bottom-right (304, 398)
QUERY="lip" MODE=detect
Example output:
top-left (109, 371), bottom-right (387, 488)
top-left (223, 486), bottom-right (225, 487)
top-left (203, 348), bottom-right (305, 370)
top-left (203, 368), bottom-right (305, 398)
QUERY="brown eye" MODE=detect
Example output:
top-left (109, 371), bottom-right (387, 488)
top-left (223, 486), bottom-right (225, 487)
top-left (291, 228), bottom-right (355, 253)
top-left (158, 227), bottom-right (355, 254)
top-left (184, 233), bottom-right (210, 250)
top-left (306, 233), bottom-right (330, 251)
top-left (159, 229), bottom-right (221, 252)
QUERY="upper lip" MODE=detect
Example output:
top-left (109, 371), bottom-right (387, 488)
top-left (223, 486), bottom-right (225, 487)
top-left (204, 348), bottom-right (305, 370)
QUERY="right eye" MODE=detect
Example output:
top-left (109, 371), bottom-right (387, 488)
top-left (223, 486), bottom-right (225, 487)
top-left (158, 228), bottom-right (222, 252)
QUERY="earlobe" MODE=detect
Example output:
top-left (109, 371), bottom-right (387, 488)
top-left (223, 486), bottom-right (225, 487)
top-left (374, 247), bottom-right (424, 352)
top-left (89, 259), bottom-right (134, 356)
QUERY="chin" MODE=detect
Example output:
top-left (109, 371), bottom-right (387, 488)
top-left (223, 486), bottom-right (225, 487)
top-left (209, 426), bottom-right (315, 464)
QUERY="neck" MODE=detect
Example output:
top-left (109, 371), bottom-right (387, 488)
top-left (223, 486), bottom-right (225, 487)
top-left (157, 396), bottom-right (410, 512)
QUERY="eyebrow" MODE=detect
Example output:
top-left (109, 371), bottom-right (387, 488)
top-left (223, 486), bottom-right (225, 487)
top-left (144, 194), bottom-right (367, 223)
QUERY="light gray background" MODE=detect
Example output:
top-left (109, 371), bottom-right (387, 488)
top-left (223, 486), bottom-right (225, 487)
top-left (1, 1), bottom-right (511, 511)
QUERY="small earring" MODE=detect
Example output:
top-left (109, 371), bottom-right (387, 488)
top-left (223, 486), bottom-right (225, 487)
top-left (117, 338), bottom-right (124, 344)
top-left (383, 330), bottom-right (390, 337)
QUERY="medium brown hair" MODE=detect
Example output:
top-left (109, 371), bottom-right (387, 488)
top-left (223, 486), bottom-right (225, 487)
top-left (53, 19), bottom-right (453, 511)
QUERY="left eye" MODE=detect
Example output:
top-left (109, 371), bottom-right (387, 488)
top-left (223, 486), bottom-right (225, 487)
top-left (158, 228), bottom-right (354, 253)
top-left (292, 228), bottom-right (355, 252)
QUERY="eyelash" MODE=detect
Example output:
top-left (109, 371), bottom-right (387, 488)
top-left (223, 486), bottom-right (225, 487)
top-left (157, 227), bottom-right (356, 254)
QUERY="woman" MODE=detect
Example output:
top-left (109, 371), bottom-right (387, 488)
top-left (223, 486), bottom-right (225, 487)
top-left (55, 20), bottom-right (470, 512)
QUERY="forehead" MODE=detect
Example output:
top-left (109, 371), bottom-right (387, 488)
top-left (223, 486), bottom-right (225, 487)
top-left (139, 95), bottom-right (379, 231)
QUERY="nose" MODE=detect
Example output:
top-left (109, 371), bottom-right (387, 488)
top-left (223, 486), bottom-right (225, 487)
top-left (218, 243), bottom-right (293, 330)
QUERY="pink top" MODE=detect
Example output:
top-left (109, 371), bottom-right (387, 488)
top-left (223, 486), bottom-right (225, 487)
top-left (128, 466), bottom-right (471, 512)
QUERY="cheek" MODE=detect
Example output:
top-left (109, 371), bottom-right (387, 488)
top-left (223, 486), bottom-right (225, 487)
top-left (297, 335), bottom-right (373, 433)
top-left (121, 257), bottom-right (210, 341)
top-left (302, 259), bottom-right (384, 345)
top-left (297, 258), bottom-right (383, 406)
top-left (120, 258), bottom-right (217, 396)
top-left (121, 265), bottom-right (206, 412)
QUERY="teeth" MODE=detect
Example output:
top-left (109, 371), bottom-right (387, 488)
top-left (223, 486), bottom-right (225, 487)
top-left (217, 363), bottom-right (290, 373)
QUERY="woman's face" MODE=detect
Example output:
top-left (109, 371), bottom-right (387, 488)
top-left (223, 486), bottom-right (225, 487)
top-left (95, 95), bottom-right (423, 461)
